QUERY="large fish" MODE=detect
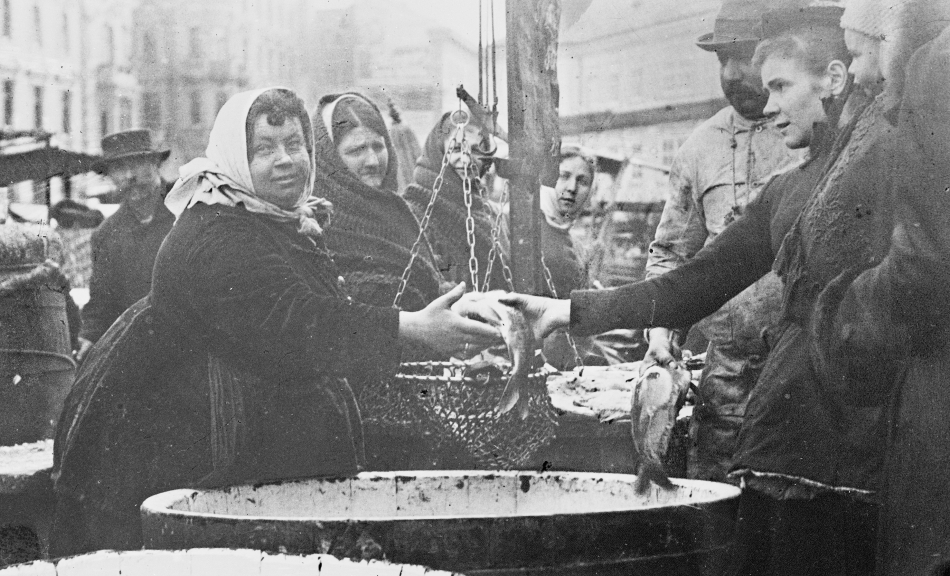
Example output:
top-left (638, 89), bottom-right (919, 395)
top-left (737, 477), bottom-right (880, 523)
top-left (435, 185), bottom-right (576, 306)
top-left (484, 296), bottom-right (538, 420)
top-left (630, 361), bottom-right (691, 494)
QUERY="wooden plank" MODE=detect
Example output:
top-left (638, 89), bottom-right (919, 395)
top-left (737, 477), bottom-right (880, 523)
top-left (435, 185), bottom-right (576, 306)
top-left (506, 0), bottom-right (561, 294)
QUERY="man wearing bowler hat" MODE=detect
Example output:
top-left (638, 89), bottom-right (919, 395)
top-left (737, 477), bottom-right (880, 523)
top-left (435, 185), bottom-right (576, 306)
top-left (642, 0), bottom-right (800, 483)
top-left (74, 130), bottom-right (174, 362)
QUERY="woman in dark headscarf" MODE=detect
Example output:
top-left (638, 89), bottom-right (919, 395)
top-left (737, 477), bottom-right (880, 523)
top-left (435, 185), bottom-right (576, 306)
top-left (49, 87), bottom-right (499, 555)
top-left (403, 113), bottom-right (510, 292)
top-left (313, 93), bottom-right (445, 313)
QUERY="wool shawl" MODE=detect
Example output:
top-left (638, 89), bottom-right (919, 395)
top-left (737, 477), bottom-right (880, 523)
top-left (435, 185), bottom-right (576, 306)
top-left (402, 113), bottom-right (510, 291)
top-left (313, 93), bottom-right (443, 312)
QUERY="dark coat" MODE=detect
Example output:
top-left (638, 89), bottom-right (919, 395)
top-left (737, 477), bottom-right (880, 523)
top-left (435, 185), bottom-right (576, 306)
top-left (822, 29), bottom-right (950, 576)
top-left (402, 114), bottom-right (510, 291)
top-left (51, 204), bottom-right (401, 556)
top-left (78, 193), bottom-right (174, 343)
top-left (539, 222), bottom-right (586, 297)
top-left (313, 93), bottom-right (443, 313)
top-left (569, 106), bottom-right (894, 495)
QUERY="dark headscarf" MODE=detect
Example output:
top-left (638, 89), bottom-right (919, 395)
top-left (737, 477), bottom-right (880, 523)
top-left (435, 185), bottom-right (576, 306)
top-left (403, 113), bottom-right (510, 291)
top-left (312, 93), bottom-right (443, 312)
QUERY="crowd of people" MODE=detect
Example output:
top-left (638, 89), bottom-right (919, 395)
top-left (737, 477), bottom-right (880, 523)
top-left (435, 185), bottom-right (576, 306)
top-left (24, 0), bottom-right (948, 573)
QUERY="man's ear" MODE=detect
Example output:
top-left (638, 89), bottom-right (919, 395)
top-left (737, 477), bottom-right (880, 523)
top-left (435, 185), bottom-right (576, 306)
top-left (826, 60), bottom-right (849, 97)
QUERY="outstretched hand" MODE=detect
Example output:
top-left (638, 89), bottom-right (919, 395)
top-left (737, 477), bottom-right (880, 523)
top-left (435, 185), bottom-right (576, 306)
top-left (497, 292), bottom-right (570, 340)
top-left (399, 283), bottom-right (503, 356)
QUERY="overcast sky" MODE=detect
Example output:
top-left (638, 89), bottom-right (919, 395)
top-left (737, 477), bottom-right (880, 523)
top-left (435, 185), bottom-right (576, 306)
top-left (311, 0), bottom-right (497, 46)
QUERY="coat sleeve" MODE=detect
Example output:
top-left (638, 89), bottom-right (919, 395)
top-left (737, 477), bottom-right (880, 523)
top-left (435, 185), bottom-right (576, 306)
top-left (645, 152), bottom-right (710, 279)
top-left (181, 217), bottom-right (403, 383)
top-left (570, 182), bottom-right (776, 337)
top-left (78, 225), bottom-right (123, 343)
top-left (830, 37), bottom-right (950, 358)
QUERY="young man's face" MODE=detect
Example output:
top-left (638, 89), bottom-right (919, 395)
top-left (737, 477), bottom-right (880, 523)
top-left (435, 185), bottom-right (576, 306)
top-left (717, 43), bottom-right (770, 120)
top-left (845, 29), bottom-right (885, 96)
top-left (761, 56), bottom-right (828, 149)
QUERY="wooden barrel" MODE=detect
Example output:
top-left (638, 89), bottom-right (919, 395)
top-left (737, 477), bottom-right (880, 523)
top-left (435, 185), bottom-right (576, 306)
top-left (0, 548), bottom-right (462, 575)
top-left (0, 224), bottom-right (75, 445)
top-left (141, 471), bottom-right (740, 575)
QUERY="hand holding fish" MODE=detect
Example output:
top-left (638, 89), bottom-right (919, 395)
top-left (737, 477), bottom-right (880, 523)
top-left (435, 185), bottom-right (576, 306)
top-left (398, 283), bottom-right (503, 356)
top-left (642, 327), bottom-right (680, 369)
top-left (630, 361), bottom-right (692, 494)
top-left (497, 293), bottom-right (570, 340)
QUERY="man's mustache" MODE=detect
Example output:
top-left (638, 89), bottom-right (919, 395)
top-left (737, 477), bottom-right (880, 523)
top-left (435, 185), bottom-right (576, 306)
top-left (723, 81), bottom-right (768, 101)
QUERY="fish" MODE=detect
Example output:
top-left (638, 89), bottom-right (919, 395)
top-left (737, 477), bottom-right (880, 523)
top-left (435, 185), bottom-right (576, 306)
top-left (483, 295), bottom-right (538, 420)
top-left (630, 361), bottom-right (691, 494)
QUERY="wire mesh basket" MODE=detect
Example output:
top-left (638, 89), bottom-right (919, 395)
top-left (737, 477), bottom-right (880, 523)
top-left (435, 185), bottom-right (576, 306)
top-left (393, 360), bottom-right (557, 470)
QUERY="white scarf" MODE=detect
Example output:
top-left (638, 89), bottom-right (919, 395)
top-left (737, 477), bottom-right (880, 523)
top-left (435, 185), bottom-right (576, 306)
top-left (165, 87), bottom-right (332, 237)
top-left (540, 185), bottom-right (575, 230)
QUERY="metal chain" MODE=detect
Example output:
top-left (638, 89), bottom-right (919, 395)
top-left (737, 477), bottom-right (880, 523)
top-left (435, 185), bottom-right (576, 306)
top-left (462, 146), bottom-right (480, 290)
top-left (540, 252), bottom-right (584, 367)
top-left (392, 135), bottom-right (456, 308)
top-left (481, 181), bottom-right (514, 292)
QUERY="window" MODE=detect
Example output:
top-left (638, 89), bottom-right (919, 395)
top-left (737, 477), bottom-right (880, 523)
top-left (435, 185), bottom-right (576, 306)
top-left (33, 86), bottom-right (43, 129)
top-left (143, 32), bottom-right (156, 63)
top-left (62, 90), bottom-right (70, 133)
top-left (33, 5), bottom-right (41, 46)
top-left (119, 97), bottom-right (132, 131)
top-left (100, 108), bottom-right (108, 137)
top-left (61, 13), bottom-right (69, 53)
top-left (189, 91), bottom-right (201, 125)
top-left (2, 0), bottom-right (11, 38)
top-left (189, 27), bottom-right (201, 58)
top-left (106, 25), bottom-right (115, 63)
top-left (142, 91), bottom-right (161, 129)
top-left (3, 80), bottom-right (13, 126)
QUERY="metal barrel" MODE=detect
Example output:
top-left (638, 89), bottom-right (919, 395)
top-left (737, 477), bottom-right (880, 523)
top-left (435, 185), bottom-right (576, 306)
top-left (142, 472), bottom-right (740, 576)
top-left (0, 224), bottom-right (76, 445)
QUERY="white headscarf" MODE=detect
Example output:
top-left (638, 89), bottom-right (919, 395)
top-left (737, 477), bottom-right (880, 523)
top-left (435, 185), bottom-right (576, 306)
top-left (165, 87), bottom-right (332, 237)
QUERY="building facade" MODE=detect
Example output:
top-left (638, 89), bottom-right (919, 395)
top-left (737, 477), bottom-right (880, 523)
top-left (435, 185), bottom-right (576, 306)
top-left (558, 0), bottom-right (725, 203)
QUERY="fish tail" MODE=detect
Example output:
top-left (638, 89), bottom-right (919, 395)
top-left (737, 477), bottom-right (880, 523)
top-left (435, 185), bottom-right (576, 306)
top-left (496, 375), bottom-right (521, 414)
top-left (517, 392), bottom-right (530, 421)
top-left (634, 459), bottom-right (674, 494)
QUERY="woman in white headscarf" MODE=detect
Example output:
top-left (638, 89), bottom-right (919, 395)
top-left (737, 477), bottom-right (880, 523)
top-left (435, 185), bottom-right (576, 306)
top-left (49, 87), bottom-right (499, 556)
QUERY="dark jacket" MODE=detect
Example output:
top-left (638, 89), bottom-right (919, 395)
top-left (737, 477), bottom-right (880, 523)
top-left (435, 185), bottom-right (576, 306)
top-left (79, 193), bottom-right (174, 342)
top-left (569, 109), bottom-right (893, 496)
top-left (403, 114), bottom-right (510, 291)
top-left (313, 93), bottom-right (443, 313)
top-left (539, 222), bottom-right (586, 297)
top-left (51, 204), bottom-right (401, 556)
top-left (824, 29), bottom-right (950, 576)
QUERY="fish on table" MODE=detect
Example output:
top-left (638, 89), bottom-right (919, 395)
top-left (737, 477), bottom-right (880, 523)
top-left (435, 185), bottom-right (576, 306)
top-left (630, 361), bottom-right (692, 494)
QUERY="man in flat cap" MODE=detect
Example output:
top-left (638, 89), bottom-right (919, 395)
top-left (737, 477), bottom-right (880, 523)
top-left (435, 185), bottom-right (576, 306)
top-left (74, 130), bottom-right (174, 362)
top-left (643, 0), bottom-right (800, 483)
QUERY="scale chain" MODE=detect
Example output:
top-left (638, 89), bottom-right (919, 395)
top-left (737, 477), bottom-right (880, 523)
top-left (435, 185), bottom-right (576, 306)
top-left (462, 149), bottom-right (480, 290)
top-left (540, 252), bottom-right (584, 367)
top-left (481, 182), bottom-right (515, 292)
top-left (392, 142), bottom-right (453, 308)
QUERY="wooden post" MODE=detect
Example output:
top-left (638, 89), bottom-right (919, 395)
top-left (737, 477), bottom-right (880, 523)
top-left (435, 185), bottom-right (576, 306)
top-left (506, 0), bottom-right (561, 295)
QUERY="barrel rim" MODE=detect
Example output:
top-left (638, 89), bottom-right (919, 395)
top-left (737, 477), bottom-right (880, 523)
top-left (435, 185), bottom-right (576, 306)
top-left (141, 471), bottom-right (741, 524)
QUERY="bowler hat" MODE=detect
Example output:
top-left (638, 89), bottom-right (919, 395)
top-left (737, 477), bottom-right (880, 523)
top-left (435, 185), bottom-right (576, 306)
top-left (93, 129), bottom-right (170, 173)
top-left (696, 0), bottom-right (770, 51)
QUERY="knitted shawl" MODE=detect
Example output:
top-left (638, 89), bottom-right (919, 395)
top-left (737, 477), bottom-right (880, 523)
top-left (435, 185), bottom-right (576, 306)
top-left (773, 94), bottom-right (893, 328)
top-left (402, 113), bottom-right (510, 291)
top-left (312, 93), bottom-right (443, 312)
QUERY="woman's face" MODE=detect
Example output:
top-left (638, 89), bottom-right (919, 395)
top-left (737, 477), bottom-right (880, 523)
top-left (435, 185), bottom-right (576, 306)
top-left (551, 156), bottom-right (593, 218)
top-left (761, 56), bottom-right (828, 150)
top-left (444, 124), bottom-right (484, 178)
top-left (248, 115), bottom-right (311, 209)
top-left (845, 29), bottom-right (885, 96)
top-left (336, 126), bottom-right (389, 188)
